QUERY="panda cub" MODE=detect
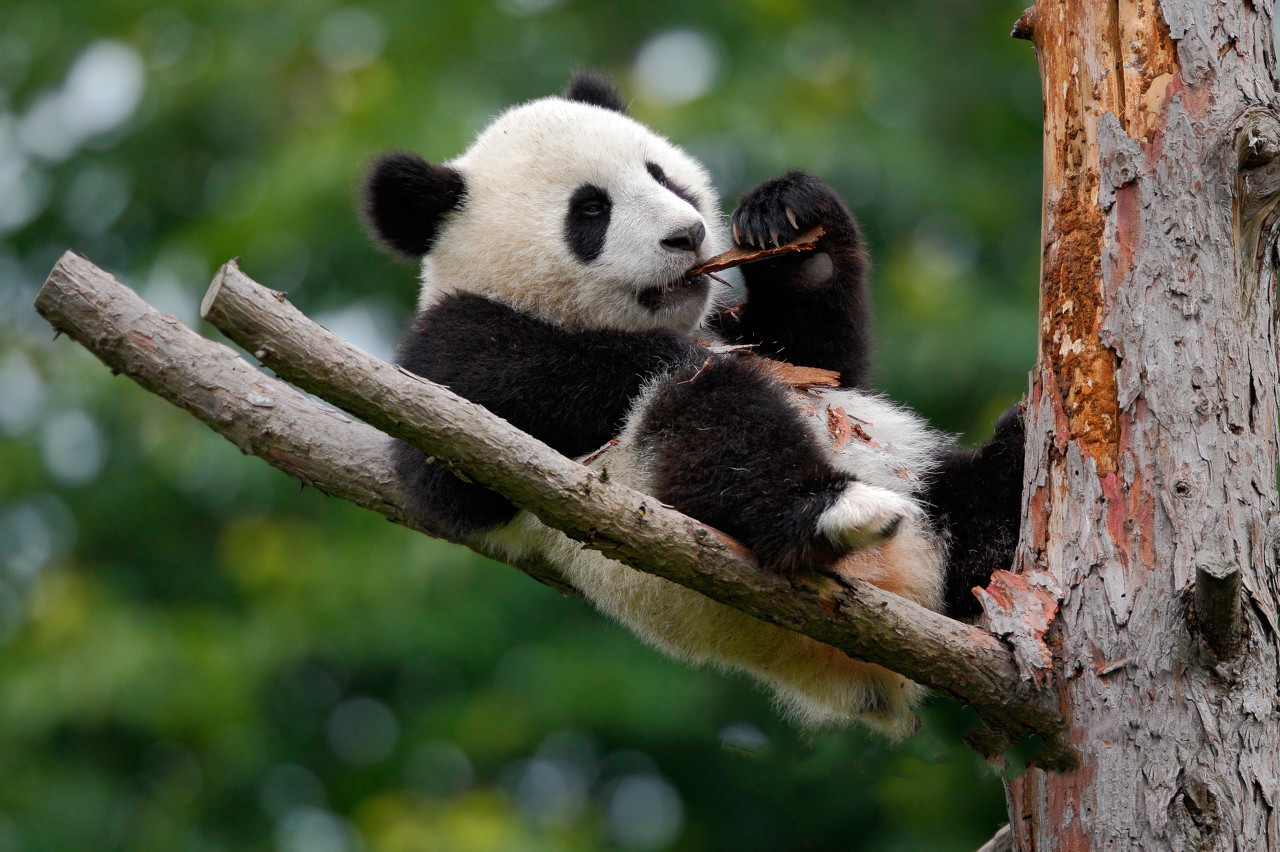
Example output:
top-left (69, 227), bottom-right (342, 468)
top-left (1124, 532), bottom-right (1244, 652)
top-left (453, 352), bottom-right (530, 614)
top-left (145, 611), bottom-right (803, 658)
top-left (364, 72), bottom-right (1023, 736)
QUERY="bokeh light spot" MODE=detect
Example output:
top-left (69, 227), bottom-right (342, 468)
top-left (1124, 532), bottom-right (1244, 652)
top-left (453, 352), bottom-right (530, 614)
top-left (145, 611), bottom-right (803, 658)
top-left (260, 764), bottom-right (327, 821)
top-left (61, 41), bottom-right (145, 139)
top-left (40, 408), bottom-right (106, 487)
top-left (326, 696), bottom-right (399, 766)
top-left (314, 8), bottom-right (388, 73)
top-left (631, 30), bottom-right (719, 106)
top-left (606, 774), bottom-right (684, 850)
top-left (403, 740), bottom-right (474, 799)
top-left (275, 807), bottom-right (362, 852)
top-left (0, 351), bottom-right (45, 436)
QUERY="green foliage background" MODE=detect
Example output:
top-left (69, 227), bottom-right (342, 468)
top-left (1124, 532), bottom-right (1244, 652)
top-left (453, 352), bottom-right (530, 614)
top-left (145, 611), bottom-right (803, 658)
top-left (0, 1), bottom-right (1041, 849)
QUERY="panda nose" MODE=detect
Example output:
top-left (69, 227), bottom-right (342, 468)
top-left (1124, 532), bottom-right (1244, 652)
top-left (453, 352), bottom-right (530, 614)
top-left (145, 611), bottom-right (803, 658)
top-left (661, 222), bottom-right (706, 253)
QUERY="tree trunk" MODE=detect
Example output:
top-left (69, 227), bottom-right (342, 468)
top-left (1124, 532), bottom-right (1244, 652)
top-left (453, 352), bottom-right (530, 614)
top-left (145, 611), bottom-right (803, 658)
top-left (1007, 0), bottom-right (1280, 848)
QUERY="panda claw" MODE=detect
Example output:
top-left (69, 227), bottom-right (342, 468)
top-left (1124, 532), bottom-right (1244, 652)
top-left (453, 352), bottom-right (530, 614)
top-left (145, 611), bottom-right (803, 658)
top-left (769, 228), bottom-right (780, 247)
top-left (785, 207), bottom-right (799, 230)
top-left (732, 220), bottom-right (741, 244)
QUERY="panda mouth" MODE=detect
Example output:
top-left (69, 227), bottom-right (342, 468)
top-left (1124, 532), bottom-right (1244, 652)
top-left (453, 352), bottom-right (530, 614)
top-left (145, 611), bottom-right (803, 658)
top-left (637, 273), bottom-right (705, 311)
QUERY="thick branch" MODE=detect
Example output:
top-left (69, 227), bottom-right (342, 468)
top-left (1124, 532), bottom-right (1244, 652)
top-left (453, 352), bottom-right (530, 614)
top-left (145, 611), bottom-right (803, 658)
top-left (35, 251), bottom-right (1070, 763)
top-left (31, 252), bottom-right (575, 595)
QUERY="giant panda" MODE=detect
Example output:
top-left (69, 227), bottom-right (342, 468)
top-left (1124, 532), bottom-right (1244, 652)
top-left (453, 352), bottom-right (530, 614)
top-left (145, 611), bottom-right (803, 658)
top-left (362, 71), bottom-right (1023, 736)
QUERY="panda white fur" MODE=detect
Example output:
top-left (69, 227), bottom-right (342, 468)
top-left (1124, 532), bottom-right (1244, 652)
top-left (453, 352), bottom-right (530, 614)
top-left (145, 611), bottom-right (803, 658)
top-left (363, 72), bottom-right (1023, 736)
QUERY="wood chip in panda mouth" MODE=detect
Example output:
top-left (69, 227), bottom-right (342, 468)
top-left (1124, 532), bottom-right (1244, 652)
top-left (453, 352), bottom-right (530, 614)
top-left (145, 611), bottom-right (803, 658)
top-left (637, 276), bottom-right (698, 310)
top-left (683, 225), bottom-right (825, 279)
top-left (640, 226), bottom-right (825, 310)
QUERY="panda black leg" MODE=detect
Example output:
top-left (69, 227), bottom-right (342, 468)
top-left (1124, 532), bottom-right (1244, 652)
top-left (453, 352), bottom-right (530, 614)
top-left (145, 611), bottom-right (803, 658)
top-left (633, 357), bottom-right (914, 574)
top-left (711, 172), bottom-right (872, 388)
top-left (392, 440), bottom-right (517, 538)
top-left (924, 402), bottom-right (1026, 619)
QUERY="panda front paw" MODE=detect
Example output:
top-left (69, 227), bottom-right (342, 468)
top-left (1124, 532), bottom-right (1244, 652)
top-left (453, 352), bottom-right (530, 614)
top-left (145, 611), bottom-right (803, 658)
top-left (732, 171), bottom-right (848, 250)
top-left (816, 482), bottom-right (920, 552)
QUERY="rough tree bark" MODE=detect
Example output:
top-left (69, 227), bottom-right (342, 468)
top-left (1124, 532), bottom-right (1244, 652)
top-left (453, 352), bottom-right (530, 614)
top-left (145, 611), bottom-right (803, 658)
top-left (1007, 0), bottom-right (1280, 848)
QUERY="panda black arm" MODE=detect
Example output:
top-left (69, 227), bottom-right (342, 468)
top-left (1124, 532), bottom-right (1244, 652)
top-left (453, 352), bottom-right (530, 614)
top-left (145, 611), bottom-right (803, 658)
top-left (923, 403), bottom-right (1026, 619)
top-left (393, 293), bottom-right (708, 535)
top-left (707, 172), bottom-right (872, 389)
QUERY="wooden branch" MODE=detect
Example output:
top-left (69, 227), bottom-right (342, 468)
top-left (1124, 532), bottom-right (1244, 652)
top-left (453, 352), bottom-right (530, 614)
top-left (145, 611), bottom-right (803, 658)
top-left (975, 824), bottom-right (1013, 852)
top-left (1194, 561), bottom-right (1243, 660)
top-left (35, 251), bottom-right (1071, 766)
top-left (30, 251), bottom-right (576, 596)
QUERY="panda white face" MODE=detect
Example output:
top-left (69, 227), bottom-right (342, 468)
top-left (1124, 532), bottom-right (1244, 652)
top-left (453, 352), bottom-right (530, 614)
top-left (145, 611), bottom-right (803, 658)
top-left (421, 98), bottom-right (728, 333)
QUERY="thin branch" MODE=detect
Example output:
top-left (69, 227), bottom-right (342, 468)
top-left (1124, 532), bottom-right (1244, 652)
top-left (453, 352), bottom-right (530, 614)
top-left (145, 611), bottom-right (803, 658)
top-left (976, 824), bottom-right (1013, 852)
top-left (35, 251), bottom-right (1071, 766)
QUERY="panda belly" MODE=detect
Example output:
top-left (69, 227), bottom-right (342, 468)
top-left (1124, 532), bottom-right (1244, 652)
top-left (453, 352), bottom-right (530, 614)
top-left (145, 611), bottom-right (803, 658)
top-left (482, 380), bottom-right (948, 737)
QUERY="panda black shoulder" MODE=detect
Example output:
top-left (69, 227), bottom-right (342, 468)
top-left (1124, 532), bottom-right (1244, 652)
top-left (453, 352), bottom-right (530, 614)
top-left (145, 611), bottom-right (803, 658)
top-left (396, 293), bottom-right (709, 460)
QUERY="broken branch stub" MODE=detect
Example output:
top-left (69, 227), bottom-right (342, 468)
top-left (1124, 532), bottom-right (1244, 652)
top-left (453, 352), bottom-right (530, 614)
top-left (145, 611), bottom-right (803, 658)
top-left (1194, 561), bottom-right (1243, 660)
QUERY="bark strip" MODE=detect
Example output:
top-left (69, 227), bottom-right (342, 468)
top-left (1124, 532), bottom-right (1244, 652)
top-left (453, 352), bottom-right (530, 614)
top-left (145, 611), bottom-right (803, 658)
top-left (1032, 0), bottom-right (1126, 476)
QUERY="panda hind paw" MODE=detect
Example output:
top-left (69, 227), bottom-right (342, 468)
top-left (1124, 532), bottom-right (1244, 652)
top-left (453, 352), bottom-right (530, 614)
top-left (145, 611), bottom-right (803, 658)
top-left (816, 482), bottom-right (919, 553)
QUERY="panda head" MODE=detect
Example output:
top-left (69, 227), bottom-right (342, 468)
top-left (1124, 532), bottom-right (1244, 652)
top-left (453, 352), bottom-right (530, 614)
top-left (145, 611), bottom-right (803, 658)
top-left (364, 72), bottom-right (727, 333)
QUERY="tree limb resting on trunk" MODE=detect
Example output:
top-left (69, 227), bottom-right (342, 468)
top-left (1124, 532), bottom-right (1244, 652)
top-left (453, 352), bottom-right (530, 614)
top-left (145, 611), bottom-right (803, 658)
top-left (34, 250), bottom-right (1072, 768)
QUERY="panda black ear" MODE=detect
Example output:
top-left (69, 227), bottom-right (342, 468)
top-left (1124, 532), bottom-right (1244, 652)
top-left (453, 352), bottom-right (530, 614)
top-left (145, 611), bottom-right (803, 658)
top-left (362, 151), bottom-right (467, 258)
top-left (563, 70), bottom-right (627, 114)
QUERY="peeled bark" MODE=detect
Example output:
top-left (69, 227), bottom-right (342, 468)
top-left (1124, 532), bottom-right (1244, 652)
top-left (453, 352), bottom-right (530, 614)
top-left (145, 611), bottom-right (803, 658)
top-left (1007, 0), bottom-right (1280, 848)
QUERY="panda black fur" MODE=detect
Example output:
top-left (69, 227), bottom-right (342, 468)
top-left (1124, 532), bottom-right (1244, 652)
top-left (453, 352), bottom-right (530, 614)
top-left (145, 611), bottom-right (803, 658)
top-left (364, 72), bottom-right (1024, 736)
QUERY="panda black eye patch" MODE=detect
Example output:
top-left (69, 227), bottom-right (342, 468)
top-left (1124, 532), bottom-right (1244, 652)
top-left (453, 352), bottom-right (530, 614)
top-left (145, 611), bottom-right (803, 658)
top-left (565, 183), bottom-right (612, 263)
top-left (646, 161), bottom-right (701, 212)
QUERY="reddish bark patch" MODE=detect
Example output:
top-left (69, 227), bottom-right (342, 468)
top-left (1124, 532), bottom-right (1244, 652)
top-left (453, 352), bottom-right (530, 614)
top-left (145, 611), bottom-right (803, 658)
top-left (128, 330), bottom-right (159, 353)
top-left (1042, 177), bottom-right (1121, 474)
top-left (1112, 181), bottom-right (1140, 288)
top-left (975, 569), bottom-right (1063, 688)
top-left (848, 421), bottom-right (876, 446)
top-left (827, 406), bottom-right (851, 449)
top-left (755, 358), bottom-right (841, 392)
top-left (1100, 472), bottom-right (1128, 561)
